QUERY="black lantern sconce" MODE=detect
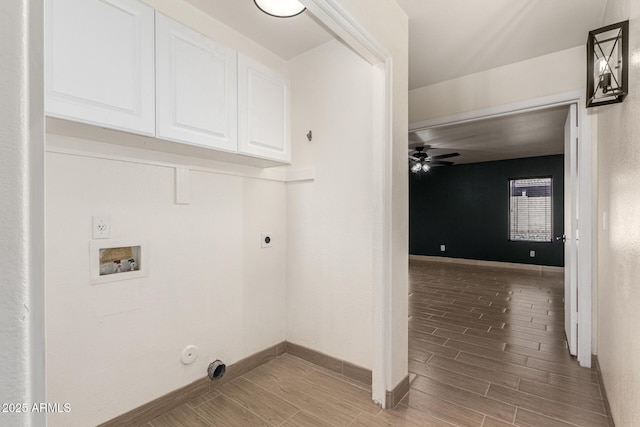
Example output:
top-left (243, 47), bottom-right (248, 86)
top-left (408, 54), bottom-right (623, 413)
top-left (587, 20), bottom-right (629, 108)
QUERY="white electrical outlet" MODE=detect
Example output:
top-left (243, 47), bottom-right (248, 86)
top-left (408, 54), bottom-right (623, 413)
top-left (530, 250), bottom-right (536, 257)
top-left (261, 232), bottom-right (273, 248)
top-left (92, 216), bottom-right (111, 239)
top-left (440, 245), bottom-right (446, 252)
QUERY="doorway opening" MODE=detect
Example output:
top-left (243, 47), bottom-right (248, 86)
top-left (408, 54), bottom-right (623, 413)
top-left (408, 92), bottom-right (593, 367)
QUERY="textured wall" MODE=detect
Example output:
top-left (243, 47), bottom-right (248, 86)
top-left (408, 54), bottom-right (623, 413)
top-left (410, 155), bottom-right (565, 266)
top-left (0, 1), bottom-right (46, 426)
top-left (595, 0), bottom-right (640, 424)
top-left (409, 46), bottom-right (585, 124)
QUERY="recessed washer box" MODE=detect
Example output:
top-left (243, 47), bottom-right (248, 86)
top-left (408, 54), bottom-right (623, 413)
top-left (90, 240), bottom-right (148, 284)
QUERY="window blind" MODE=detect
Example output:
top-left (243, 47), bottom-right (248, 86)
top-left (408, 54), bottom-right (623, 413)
top-left (509, 178), bottom-right (552, 242)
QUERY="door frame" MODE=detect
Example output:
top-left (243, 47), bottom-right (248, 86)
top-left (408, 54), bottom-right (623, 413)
top-left (409, 90), bottom-right (594, 367)
top-left (565, 103), bottom-right (579, 357)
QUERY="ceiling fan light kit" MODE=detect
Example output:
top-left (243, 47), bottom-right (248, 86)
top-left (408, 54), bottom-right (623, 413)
top-left (408, 145), bottom-right (459, 174)
top-left (254, 0), bottom-right (306, 18)
top-left (586, 20), bottom-right (628, 108)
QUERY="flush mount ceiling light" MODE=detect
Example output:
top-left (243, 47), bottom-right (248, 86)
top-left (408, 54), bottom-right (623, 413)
top-left (254, 0), bottom-right (306, 18)
top-left (587, 20), bottom-right (629, 107)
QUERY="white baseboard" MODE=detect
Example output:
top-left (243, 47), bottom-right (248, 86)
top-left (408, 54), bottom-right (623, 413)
top-left (409, 255), bottom-right (564, 273)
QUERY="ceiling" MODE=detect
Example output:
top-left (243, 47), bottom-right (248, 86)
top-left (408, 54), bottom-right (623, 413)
top-left (185, 1), bottom-right (601, 164)
top-left (409, 105), bottom-right (570, 165)
top-left (394, 0), bottom-right (607, 89)
top-left (185, 1), bottom-right (607, 89)
top-left (183, 0), bottom-right (333, 60)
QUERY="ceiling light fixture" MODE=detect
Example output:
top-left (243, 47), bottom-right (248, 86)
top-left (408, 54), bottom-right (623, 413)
top-left (587, 20), bottom-right (628, 107)
top-left (409, 145), bottom-right (458, 173)
top-left (254, 0), bottom-right (306, 18)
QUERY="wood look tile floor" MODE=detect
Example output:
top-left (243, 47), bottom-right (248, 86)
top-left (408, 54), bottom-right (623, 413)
top-left (405, 260), bottom-right (611, 427)
top-left (145, 354), bottom-right (393, 427)
top-left (146, 261), bottom-right (612, 427)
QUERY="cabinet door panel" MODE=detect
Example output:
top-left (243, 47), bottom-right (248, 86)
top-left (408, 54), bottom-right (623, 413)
top-left (156, 13), bottom-right (237, 152)
top-left (238, 54), bottom-right (290, 163)
top-left (46, 0), bottom-right (155, 135)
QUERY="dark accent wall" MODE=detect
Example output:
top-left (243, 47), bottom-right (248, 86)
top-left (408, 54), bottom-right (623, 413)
top-left (409, 155), bottom-right (565, 267)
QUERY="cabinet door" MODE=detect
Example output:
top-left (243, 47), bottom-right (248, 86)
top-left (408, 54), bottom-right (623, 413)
top-left (45, 0), bottom-right (155, 135)
top-left (238, 54), bottom-right (291, 163)
top-left (155, 13), bottom-right (238, 152)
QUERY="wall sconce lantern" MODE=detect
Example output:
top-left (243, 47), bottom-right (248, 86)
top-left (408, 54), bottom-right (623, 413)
top-left (587, 20), bottom-right (629, 108)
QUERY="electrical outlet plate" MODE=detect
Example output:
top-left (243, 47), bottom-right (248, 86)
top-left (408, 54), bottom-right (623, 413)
top-left (261, 232), bottom-right (273, 248)
top-left (440, 245), bottom-right (446, 252)
top-left (92, 216), bottom-right (111, 239)
top-left (530, 250), bottom-right (536, 257)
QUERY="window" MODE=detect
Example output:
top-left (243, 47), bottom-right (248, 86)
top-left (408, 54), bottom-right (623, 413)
top-left (509, 177), bottom-right (552, 242)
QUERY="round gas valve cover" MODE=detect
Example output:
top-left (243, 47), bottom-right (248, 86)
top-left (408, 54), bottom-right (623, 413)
top-left (181, 345), bottom-right (198, 365)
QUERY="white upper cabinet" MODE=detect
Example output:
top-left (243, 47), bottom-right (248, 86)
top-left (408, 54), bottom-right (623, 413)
top-left (238, 54), bottom-right (291, 163)
top-left (45, 0), bottom-right (155, 136)
top-left (155, 13), bottom-right (238, 152)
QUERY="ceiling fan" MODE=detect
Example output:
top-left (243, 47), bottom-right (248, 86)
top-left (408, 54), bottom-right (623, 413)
top-left (408, 144), bottom-right (460, 173)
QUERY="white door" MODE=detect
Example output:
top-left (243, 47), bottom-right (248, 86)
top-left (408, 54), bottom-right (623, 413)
top-left (564, 103), bottom-right (578, 355)
top-left (45, 0), bottom-right (155, 135)
top-left (155, 13), bottom-right (238, 152)
top-left (238, 54), bottom-right (291, 163)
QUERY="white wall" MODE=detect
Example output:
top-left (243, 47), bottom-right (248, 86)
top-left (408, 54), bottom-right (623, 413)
top-left (45, 137), bottom-right (287, 427)
top-left (409, 46), bottom-right (585, 123)
top-left (287, 40), bottom-right (374, 368)
top-left (595, 0), bottom-right (640, 424)
top-left (0, 1), bottom-right (46, 426)
top-left (335, 0), bottom-right (410, 394)
top-left (44, 2), bottom-right (289, 425)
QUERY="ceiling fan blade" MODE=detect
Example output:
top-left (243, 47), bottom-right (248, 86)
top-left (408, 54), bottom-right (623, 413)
top-left (409, 155), bottom-right (420, 161)
top-left (429, 160), bottom-right (454, 166)
top-left (431, 152), bottom-right (460, 160)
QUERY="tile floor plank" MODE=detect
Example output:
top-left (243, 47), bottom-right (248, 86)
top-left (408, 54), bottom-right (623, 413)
top-left (220, 377), bottom-right (299, 425)
top-left (428, 355), bottom-right (521, 389)
top-left (433, 328), bottom-right (508, 351)
top-left (456, 352), bottom-right (549, 383)
top-left (514, 408), bottom-right (579, 427)
top-left (259, 376), bottom-right (359, 426)
top-left (487, 384), bottom-right (608, 427)
top-left (445, 339), bottom-right (527, 365)
top-left (402, 388), bottom-right (486, 427)
top-left (281, 410), bottom-right (334, 427)
top-left (302, 370), bottom-right (380, 415)
top-left (374, 405), bottom-right (455, 427)
top-left (547, 373), bottom-right (603, 399)
top-left (408, 360), bottom-right (490, 395)
top-left (149, 404), bottom-right (211, 427)
top-left (411, 376), bottom-right (516, 423)
top-left (517, 379), bottom-right (606, 414)
top-left (192, 395), bottom-right (270, 427)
